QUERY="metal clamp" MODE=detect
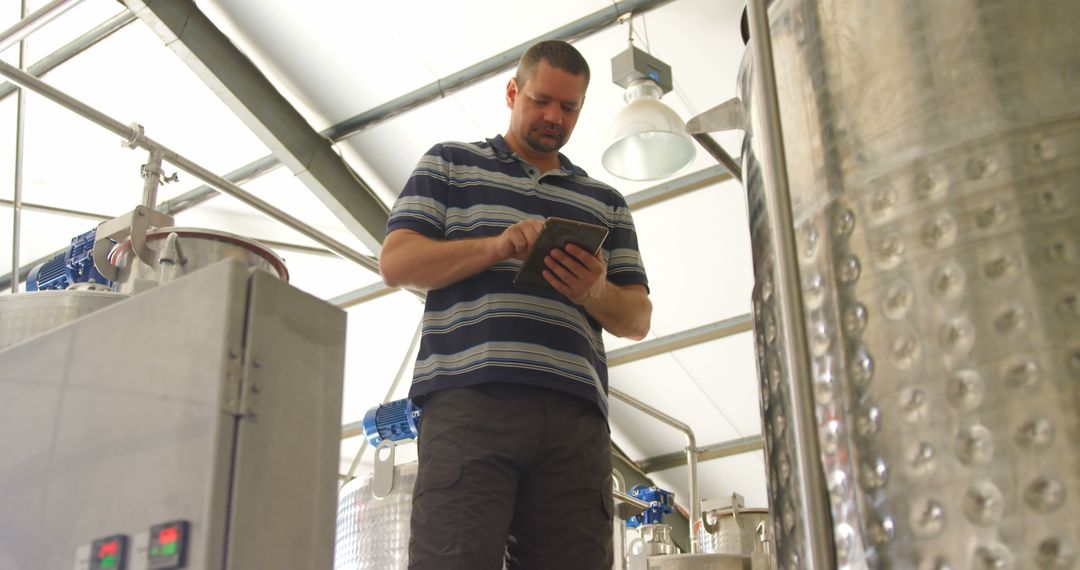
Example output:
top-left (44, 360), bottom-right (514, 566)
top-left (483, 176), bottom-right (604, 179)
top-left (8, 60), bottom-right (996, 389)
top-left (91, 205), bottom-right (174, 281)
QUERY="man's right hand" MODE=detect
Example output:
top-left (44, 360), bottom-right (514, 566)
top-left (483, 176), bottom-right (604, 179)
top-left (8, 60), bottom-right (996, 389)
top-left (493, 219), bottom-right (545, 261)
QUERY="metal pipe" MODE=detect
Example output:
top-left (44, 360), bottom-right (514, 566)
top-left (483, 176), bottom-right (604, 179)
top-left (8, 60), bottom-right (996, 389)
top-left (0, 59), bottom-right (379, 274)
top-left (10, 0), bottom-right (29, 294)
top-left (608, 386), bottom-right (700, 554)
top-left (0, 11), bottom-right (136, 103)
top-left (0, 0), bottom-right (84, 53)
top-left (0, 198), bottom-right (109, 221)
top-left (343, 321), bottom-right (424, 479)
top-left (156, 154), bottom-right (281, 215)
top-left (324, 0), bottom-right (676, 140)
top-left (638, 435), bottom-right (764, 473)
top-left (746, 0), bottom-right (835, 567)
top-left (691, 133), bottom-right (743, 183)
top-left (607, 314), bottom-right (752, 367)
top-left (140, 148), bottom-right (164, 209)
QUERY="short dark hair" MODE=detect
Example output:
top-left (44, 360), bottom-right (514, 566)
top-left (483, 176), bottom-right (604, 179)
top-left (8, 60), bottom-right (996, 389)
top-left (514, 40), bottom-right (591, 89)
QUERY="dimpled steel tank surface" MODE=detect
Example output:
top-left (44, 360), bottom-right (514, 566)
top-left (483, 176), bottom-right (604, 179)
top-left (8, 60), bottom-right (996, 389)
top-left (740, 0), bottom-right (1080, 568)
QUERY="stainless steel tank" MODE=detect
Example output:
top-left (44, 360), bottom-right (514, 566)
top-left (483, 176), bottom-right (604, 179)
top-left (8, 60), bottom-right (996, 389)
top-left (107, 227), bottom-right (288, 294)
top-left (696, 507), bottom-right (771, 558)
top-left (0, 289), bottom-right (127, 350)
top-left (739, 0), bottom-right (1080, 568)
top-left (334, 462), bottom-right (417, 570)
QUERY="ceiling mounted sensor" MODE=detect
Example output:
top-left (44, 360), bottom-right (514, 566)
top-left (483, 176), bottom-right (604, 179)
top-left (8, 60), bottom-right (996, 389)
top-left (601, 37), bottom-right (696, 181)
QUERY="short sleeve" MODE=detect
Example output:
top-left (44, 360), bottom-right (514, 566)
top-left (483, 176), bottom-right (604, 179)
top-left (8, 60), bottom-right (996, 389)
top-left (604, 195), bottom-right (650, 292)
top-left (386, 144), bottom-right (450, 239)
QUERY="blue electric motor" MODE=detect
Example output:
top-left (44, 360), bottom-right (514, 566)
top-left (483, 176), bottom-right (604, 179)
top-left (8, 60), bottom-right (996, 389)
top-left (625, 484), bottom-right (675, 528)
top-left (362, 398), bottom-right (422, 446)
top-left (27, 228), bottom-right (112, 291)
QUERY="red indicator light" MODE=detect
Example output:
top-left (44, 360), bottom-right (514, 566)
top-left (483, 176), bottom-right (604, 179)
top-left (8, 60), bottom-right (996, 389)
top-left (158, 526), bottom-right (178, 544)
top-left (97, 540), bottom-right (118, 558)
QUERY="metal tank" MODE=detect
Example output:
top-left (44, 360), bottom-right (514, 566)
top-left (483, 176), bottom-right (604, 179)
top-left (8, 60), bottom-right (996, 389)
top-left (335, 461), bottom-right (417, 570)
top-left (0, 288), bottom-right (127, 349)
top-left (108, 227), bottom-right (289, 293)
top-left (736, 0), bottom-right (1080, 568)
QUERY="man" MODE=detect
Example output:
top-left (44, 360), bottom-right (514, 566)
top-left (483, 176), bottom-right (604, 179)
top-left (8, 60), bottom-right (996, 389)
top-left (380, 40), bottom-right (652, 570)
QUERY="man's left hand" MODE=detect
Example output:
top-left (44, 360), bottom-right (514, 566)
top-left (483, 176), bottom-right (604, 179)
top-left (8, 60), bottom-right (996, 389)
top-left (543, 243), bottom-right (607, 304)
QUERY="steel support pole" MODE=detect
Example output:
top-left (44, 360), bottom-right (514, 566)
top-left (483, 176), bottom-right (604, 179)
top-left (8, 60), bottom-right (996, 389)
top-left (0, 58), bottom-right (378, 274)
top-left (0, 0), bottom-right (83, 53)
top-left (608, 387), bottom-right (700, 554)
top-left (691, 133), bottom-right (743, 183)
top-left (0, 11), bottom-right (136, 103)
top-left (746, 0), bottom-right (835, 567)
top-left (10, 0), bottom-right (30, 294)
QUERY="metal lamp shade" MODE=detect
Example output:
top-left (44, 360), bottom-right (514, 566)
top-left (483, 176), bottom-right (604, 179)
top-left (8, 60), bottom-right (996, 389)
top-left (602, 79), bottom-right (695, 181)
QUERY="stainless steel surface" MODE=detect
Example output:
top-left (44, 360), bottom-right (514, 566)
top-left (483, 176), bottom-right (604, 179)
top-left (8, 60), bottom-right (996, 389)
top-left (639, 435), bottom-right (764, 474)
top-left (744, 0), bottom-right (836, 568)
top-left (229, 267), bottom-right (346, 569)
top-left (647, 553), bottom-right (751, 570)
top-left (109, 227), bottom-right (288, 294)
top-left (0, 0), bottom-right (83, 52)
top-left (607, 314), bottom-right (753, 367)
top-left (0, 259), bottom-right (347, 569)
top-left (335, 462), bottom-right (418, 570)
top-left (638, 524), bottom-right (681, 556)
top-left (610, 387), bottom-right (701, 553)
top-left (0, 11), bottom-right (135, 103)
top-left (0, 289), bottom-right (127, 349)
top-left (0, 58), bottom-right (379, 274)
top-left (697, 507), bottom-right (771, 557)
top-left (738, 0), bottom-right (1080, 568)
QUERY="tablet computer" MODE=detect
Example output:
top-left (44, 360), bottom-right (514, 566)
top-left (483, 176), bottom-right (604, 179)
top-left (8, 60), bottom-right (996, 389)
top-left (513, 217), bottom-right (609, 290)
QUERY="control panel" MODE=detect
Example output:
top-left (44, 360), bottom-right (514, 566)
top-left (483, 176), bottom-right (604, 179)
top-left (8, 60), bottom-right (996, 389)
top-left (79, 521), bottom-right (189, 570)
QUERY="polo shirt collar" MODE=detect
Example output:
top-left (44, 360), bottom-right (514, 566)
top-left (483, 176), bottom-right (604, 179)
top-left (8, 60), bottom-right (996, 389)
top-left (488, 134), bottom-right (588, 177)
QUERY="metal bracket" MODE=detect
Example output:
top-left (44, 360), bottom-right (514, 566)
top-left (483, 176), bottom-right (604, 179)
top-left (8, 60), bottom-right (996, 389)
top-left (372, 440), bottom-right (398, 499)
top-left (626, 537), bottom-right (648, 570)
top-left (91, 205), bottom-right (174, 281)
top-left (686, 97), bottom-right (744, 134)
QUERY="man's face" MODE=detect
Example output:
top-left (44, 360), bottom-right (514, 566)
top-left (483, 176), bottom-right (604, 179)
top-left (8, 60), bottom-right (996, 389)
top-left (507, 61), bottom-right (587, 155)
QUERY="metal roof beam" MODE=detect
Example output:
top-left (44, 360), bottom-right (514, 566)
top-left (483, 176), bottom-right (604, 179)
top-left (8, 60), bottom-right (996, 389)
top-left (606, 313), bottom-right (753, 367)
top-left (122, 0), bottom-right (389, 254)
top-left (637, 435), bottom-right (764, 473)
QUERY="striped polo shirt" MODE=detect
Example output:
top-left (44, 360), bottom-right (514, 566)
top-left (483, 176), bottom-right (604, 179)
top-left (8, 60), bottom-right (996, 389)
top-left (386, 135), bottom-right (649, 416)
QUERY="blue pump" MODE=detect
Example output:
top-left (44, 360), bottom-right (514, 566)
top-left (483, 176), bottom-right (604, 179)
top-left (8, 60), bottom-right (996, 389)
top-left (361, 398), bottom-right (421, 446)
top-left (625, 484), bottom-right (675, 528)
top-left (27, 228), bottom-right (112, 291)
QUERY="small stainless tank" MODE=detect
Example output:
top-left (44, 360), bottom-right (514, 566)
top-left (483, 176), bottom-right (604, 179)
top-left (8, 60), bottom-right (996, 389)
top-left (740, 0), bottom-right (1080, 568)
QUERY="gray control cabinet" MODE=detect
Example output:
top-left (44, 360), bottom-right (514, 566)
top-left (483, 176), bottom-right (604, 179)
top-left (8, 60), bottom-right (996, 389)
top-left (0, 260), bottom-right (346, 569)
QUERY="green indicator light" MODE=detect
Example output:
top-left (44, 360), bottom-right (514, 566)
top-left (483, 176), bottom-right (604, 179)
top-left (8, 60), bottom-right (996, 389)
top-left (162, 542), bottom-right (177, 556)
top-left (151, 546), bottom-right (160, 556)
top-left (101, 554), bottom-right (117, 568)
